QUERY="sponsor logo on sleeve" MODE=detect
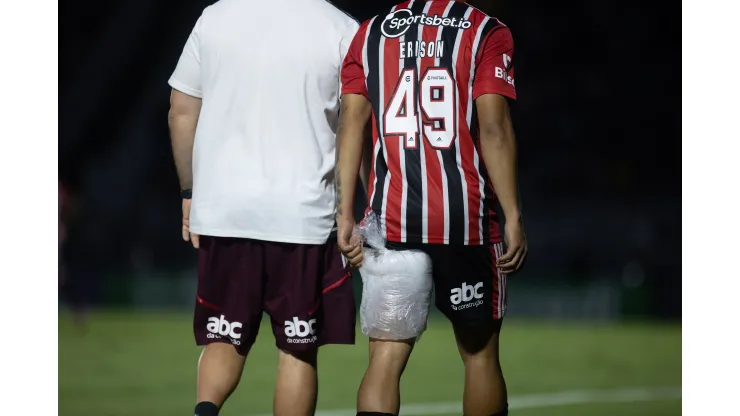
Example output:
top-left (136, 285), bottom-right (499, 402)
top-left (494, 53), bottom-right (515, 87)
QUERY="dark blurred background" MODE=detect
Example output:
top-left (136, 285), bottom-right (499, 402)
top-left (58, 1), bottom-right (681, 414)
top-left (58, 0), bottom-right (680, 319)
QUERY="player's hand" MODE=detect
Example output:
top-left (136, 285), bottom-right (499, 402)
top-left (182, 198), bottom-right (200, 249)
top-left (498, 219), bottom-right (527, 274)
top-left (337, 214), bottom-right (363, 267)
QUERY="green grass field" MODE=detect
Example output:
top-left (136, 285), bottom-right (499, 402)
top-left (59, 312), bottom-right (681, 415)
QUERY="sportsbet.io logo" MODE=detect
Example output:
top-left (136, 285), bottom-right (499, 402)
top-left (381, 8), bottom-right (472, 39)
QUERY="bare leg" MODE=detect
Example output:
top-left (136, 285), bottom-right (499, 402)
top-left (197, 343), bottom-right (248, 409)
top-left (274, 349), bottom-right (319, 416)
top-left (454, 321), bottom-right (507, 416)
top-left (356, 338), bottom-right (414, 415)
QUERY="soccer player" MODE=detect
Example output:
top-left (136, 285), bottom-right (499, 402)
top-left (336, 1), bottom-right (527, 415)
top-left (167, 1), bottom-right (359, 415)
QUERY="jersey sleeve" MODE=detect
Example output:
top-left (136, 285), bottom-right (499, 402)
top-left (472, 27), bottom-right (516, 101)
top-left (168, 15), bottom-right (204, 98)
top-left (340, 20), bottom-right (370, 100)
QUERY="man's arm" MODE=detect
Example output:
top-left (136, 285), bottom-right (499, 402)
top-left (476, 94), bottom-right (527, 273)
top-left (168, 89), bottom-right (202, 190)
top-left (336, 19), bottom-right (372, 265)
top-left (338, 18), bottom-right (369, 196)
top-left (476, 94), bottom-right (520, 224)
top-left (471, 26), bottom-right (519, 221)
top-left (471, 25), bottom-right (527, 273)
top-left (168, 13), bottom-right (204, 248)
top-left (336, 94), bottom-right (372, 219)
top-left (358, 122), bottom-right (373, 195)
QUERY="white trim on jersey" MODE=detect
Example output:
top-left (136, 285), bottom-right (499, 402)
top-left (418, 2), bottom-right (446, 243)
top-left (501, 242), bottom-right (508, 314)
top-left (362, 16), bottom-right (375, 86)
top-left (451, 6), bottom-right (475, 245)
top-left (396, 3), bottom-right (412, 242)
top-left (417, 0), bottom-right (455, 245)
top-left (496, 242), bottom-right (508, 317)
top-left (398, 111), bottom-right (408, 242)
top-left (378, 12), bottom-right (392, 234)
top-left (435, 149), bottom-right (450, 242)
top-left (433, 1), bottom-right (455, 69)
top-left (368, 134), bottom-right (383, 211)
top-left (467, 17), bottom-right (490, 125)
top-left (468, 16), bottom-right (490, 243)
top-left (401, 0), bottom-right (432, 243)
top-left (502, 270), bottom-right (508, 314)
top-left (430, 1), bottom-right (456, 244)
top-left (363, 16), bottom-right (381, 214)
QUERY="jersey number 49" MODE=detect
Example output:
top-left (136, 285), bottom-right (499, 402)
top-left (384, 67), bottom-right (457, 149)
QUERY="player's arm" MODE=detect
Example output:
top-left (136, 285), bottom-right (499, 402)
top-left (338, 19), bottom-right (371, 196)
top-left (168, 90), bottom-right (201, 190)
top-left (337, 19), bottom-right (371, 266)
top-left (473, 26), bottom-right (527, 274)
top-left (336, 94), bottom-right (372, 220)
top-left (477, 96), bottom-right (519, 224)
top-left (477, 95), bottom-right (526, 273)
top-left (335, 94), bottom-right (371, 266)
top-left (358, 122), bottom-right (373, 194)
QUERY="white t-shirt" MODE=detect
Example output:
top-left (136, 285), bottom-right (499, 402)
top-left (169, 0), bottom-right (358, 244)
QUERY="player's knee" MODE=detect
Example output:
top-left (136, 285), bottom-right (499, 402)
top-left (454, 320), bottom-right (502, 357)
top-left (203, 341), bottom-right (248, 361)
top-left (368, 339), bottom-right (413, 374)
top-left (198, 343), bottom-right (246, 397)
top-left (278, 347), bottom-right (318, 368)
top-left (200, 343), bottom-right (247, 372)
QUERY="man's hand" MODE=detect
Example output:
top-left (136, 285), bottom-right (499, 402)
top-left (337, 214), bottom-right (363, 267)
top-left (182, 198), bottom-right (200, 249)
top-left (497, 219), bottom-right (527, 274)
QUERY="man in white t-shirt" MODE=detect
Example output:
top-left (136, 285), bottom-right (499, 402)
top-left (167, 1), bottom-right (359, 414)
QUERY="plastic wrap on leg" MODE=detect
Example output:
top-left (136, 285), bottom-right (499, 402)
top-left (359, 248), bottom-right (433, 340)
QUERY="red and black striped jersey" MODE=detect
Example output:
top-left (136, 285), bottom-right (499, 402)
top-left (341, 0), bottom-right (516, 245)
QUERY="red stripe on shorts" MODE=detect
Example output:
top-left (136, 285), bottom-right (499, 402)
top-left (196, 295), bottom-right (220, 311)
top-left (307, 272), bottom-right (352, 316)
top-left (308, 300), bottom-right (321, 316)
top-left (323, 271), bottom-right (351, 294)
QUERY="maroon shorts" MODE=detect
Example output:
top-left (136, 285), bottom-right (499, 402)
top-left (193, 236), bottom-right (355, 355)
top-left (385, 241), bottom-right (507, 326)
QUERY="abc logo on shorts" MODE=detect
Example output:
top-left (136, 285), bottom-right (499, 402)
top-left (284, 317), bottom-right (317, 343)
top-left (449, 282), bottom-right (484, 310)
top-left (206, 315), bottom-right (242, 345)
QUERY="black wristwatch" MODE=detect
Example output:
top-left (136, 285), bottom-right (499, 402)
top-left (181, 189), bottom-right (193, 199)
